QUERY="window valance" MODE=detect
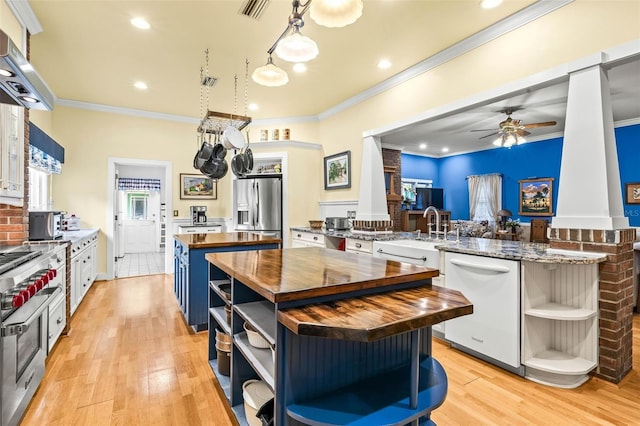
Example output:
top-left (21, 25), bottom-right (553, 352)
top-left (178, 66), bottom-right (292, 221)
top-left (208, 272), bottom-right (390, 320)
top-left (118, 178), bottom-right (161, 191)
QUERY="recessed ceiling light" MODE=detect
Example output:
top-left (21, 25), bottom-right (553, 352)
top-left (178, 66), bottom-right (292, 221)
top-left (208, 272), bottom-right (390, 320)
top-left (293, 63), bottom-right (307, 73)
top-left (419, 143), bottom-right (427, 149)
top-left (248, 103), bottom-right (259, 111)
top-left (481, 0), bottom-right (503, 9)
top-left (134, 81), bottom-right (148, 90)
top-left (131, 17), bottom-right (151, 30)
top-left (0, 69), bottom-right (14, 77)
top-left (377, 59), bottom-right (392, 69)
top-left (442, 147), bottom-right (449, 153)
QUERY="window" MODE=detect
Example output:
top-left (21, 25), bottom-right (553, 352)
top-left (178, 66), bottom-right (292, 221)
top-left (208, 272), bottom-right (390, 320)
top-left (127, 192), bottom-right (149, 219)
top-left (28, 167), bottom-right (50, 211)
top-left (468, 173), bottom-right (502, 224)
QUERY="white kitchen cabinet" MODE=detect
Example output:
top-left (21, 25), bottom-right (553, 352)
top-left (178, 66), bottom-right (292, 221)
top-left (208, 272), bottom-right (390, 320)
top-left (70, 231), bottom-right (99, 316)
top-left (521, 261), bottom-right (599, 388)
top-left (344, 238), bottom-right (372, 255)
top-left (177, 225), bottom-right (223, 234)
top-left (0, 104), bottom-right (24, 205)
top-left (47, 291), bottom-right (66, 354)
top-left (291, 231), bottom-right (325, 248)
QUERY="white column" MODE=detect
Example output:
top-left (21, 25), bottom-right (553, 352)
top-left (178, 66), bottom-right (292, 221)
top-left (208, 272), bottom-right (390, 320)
top-left (356, 136), bottom-right (390, 221)
top-left (552, 57), bottom-right (628, 230)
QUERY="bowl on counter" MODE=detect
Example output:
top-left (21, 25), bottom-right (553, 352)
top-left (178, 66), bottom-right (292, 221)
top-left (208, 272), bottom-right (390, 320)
top-left (308, 220), bottom-right (324, 229)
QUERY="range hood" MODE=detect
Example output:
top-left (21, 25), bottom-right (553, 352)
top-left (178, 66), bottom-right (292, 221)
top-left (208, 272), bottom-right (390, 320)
top-left (0, 30), bottom-right (54, 110)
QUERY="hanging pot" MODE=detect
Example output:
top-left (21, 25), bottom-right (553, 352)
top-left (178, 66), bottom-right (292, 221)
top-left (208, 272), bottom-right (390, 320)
top-left (231, 154), bottom-right (245, 177)
top-left (243, 132), bottom-right (253, 173)
top-left (222, 126), bottom-right (244, 150)
top-left (213, 131), bottom-right (227, 160)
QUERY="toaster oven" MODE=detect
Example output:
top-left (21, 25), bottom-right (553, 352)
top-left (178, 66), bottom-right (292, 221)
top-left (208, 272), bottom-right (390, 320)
top-left (28, 211), bottom-right (63, 240)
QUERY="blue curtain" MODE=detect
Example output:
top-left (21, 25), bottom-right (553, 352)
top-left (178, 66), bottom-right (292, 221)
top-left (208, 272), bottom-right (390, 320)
top-left (118, 178), bottom-right (161, 191)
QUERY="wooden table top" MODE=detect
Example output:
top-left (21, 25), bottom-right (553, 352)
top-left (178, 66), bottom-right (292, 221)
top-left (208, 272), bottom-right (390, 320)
top-left (205, 247), bottom-right (439, 303)
top-left (174, 232), bottom-right (281, 249)
top-left (278, 285), bottom-right (473, 342)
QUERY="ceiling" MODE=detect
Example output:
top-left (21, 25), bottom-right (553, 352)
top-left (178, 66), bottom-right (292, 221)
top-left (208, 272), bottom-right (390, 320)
top-left (25, 1), bottom-right (640, 156)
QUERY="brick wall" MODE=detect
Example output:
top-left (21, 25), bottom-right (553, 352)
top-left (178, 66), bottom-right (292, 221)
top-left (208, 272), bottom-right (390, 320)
top-left (548, 227), bottom-right (636, 383)
top-left (382, 148), bottom-right (402, 231)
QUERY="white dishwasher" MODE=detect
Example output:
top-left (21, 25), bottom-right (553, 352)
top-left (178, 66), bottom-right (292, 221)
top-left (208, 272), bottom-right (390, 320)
top-left (444, 251), bottom-right (522, 373)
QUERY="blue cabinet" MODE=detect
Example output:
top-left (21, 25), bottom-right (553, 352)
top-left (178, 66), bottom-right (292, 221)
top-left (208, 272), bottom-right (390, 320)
top-left (173, 237), bottom-right (279, 332)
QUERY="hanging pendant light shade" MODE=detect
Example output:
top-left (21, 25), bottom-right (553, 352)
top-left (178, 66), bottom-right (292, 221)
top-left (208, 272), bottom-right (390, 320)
top-left (275, 27), bottom-right (319, 63)
top-left (310, 0), bottom-right (363, 28)
top-left (252, 55), bottom-right (289, 87)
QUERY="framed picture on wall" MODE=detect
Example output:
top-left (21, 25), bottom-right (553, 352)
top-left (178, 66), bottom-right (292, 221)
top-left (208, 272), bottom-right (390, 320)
top-left (518, 178), bottom-right (554, 216)
top-left (625, 182), bottom-right (640, 204)
top-left (180, 173), bottom-right (217, 200)
top-left (324, 151), bottom-right (351, 190)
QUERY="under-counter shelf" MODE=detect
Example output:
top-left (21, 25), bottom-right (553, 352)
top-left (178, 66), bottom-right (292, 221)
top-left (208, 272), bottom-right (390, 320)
top-left (209, 307), bottom-right (231, 335)
top-left (209, 278), bottom-right (232, 305)
top-left (234, 300), bottom-right (276, 346)
top-left (287, 357), bottom-right (446, 426)
top-left (524, 350), bottom-right (597, 375)
top-left (234, 331), bottom-right (274, 389)
top-left (207, 359), bottom-right (247, 425)
top-left (524, 303), bottom-right (597, 320)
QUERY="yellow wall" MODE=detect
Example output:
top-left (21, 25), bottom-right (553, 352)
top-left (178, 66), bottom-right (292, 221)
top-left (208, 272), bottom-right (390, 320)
top-left (36, 1), bottom-right (640, 276)
top-left (0, 2), bottom-right (23, 47)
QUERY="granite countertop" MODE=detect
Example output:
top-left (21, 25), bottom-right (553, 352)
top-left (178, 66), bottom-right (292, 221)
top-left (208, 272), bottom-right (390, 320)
top-left (61, 228), bottom-right (99, 242)
top-left (289, 227), bottom-right (608, 264)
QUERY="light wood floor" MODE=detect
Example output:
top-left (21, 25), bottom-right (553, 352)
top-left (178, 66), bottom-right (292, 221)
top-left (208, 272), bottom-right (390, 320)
top-left (21, 274), bottom-right (640, 425)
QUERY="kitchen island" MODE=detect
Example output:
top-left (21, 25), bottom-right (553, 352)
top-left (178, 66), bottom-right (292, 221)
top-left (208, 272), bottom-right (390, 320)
top-left (206, 247), bottom-right (472, 425)
top-left (173, 232), bottom-right (280, 331)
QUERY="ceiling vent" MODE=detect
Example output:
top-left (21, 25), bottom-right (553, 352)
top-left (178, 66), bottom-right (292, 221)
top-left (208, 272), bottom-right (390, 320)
top-left (239, 0), bottom-right (270, 20)
top-left (201, 75), bottom-right (217, 87)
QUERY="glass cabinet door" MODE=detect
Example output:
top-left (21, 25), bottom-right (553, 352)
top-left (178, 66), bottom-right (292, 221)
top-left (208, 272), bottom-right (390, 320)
top-left (0, 104), bottom-right (25, 202)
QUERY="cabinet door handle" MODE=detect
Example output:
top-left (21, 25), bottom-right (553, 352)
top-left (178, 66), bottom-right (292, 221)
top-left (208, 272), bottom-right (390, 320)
top-left (355, 243), bottom-right (361, 248)
top-left (57, 317), bottom-right (63, 324)
top-left (297, 234), bottom-right (301, 238)
top-left (313, 236), bottom-right (318, 241)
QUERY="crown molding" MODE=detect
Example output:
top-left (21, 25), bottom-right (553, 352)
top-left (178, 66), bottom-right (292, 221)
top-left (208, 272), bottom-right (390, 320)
top-left (6, 0), bottom-right (43, 35)
top-left (56, 98), bottom-right (199, 124)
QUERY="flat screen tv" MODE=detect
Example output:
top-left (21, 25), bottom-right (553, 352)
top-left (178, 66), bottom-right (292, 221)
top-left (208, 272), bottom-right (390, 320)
top-left (414, 188), bottom-right (444, 211)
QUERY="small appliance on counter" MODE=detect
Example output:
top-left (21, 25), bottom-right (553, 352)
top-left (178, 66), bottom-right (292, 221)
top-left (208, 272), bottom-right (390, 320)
top-left (62, 213), bottom-right (80, 231)
top-left (325, 217), bottom-right (350, 231)
top-left (190, 206), bottom-right (207, 225)
top-left (28, 210), bottom-right (63, 240)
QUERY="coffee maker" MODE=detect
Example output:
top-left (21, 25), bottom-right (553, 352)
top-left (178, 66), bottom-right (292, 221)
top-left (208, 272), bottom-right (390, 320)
top-left (190, 206), bottom-right (207, 225)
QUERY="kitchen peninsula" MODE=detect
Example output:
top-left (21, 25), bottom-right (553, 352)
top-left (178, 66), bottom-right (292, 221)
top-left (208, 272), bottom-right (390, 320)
top-left (173, 232), bottom-right (280, 331)
top-left (206, 247), bottom-right (472, 425)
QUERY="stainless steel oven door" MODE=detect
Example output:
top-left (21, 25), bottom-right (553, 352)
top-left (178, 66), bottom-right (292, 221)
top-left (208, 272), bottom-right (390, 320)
top-left (1, 285), bottom-right (61, 426)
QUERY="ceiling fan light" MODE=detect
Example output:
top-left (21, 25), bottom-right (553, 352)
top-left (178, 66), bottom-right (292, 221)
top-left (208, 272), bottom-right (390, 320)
top-left (310, 0), bottom-right (363, 28)
top-left (504, 133), bottom-right (517, 147)
top-left (275, 29), bottom-right (319, 62)
top-left (492, 136), bottom-right (503, 147)
top-left (252, 57), bottom-right (289, 87)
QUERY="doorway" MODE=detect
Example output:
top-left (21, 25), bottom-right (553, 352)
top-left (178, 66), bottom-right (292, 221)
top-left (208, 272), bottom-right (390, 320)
top-left (106, 158), bottom-right (173, 280)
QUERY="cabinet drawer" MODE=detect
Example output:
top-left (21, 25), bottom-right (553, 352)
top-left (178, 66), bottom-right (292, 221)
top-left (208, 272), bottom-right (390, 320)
top-left (292, 231), bottom-right (325, 246)
top-left (345, 238), bottom-right (372, 254)
top-left (48, 294), bottom-right (66, 353)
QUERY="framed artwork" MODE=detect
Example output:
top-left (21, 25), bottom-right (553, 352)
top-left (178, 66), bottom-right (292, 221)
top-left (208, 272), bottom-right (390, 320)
top-left (519, 178), bottom-right (554, 216)
top-left (179, 173), bottom-right (216, 200)
top-left (625, 182), bottom-right (640, 204)
top-left (324, 150), bottom-right (351, 190)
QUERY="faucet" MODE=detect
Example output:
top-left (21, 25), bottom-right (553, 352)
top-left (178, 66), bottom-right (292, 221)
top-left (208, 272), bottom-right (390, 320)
top-left (423, 206), bottom-right (440, 240)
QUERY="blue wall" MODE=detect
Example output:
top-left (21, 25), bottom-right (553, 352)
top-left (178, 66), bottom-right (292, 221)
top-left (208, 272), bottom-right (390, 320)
top-left (401, 123), bottom-right (640, 226)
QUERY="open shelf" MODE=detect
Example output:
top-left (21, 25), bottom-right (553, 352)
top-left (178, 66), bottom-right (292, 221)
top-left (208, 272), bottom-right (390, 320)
top-left (209, 279), bottom-right (232, 305)
top-left (209, 307), bottom-right (231, 335)
top-left (235, 300), bottom-right (276, 346)
top-left (525, 303), bottom-right (597, 320)
top-left (286, 357), bottom-right (446, 426)
top-left (234, 331), bottom-right (274, 389)
top-left (208, 359), bottom-right (248, 425)
top-left (524, 349), bottom-right (597, 375)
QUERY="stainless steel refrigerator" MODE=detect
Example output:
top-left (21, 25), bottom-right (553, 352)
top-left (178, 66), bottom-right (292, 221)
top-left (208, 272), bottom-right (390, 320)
top-left (233, 176), bottom-right (282, 238)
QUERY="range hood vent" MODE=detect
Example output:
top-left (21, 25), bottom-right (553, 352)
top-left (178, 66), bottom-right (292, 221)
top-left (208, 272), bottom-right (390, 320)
top-left (0, 30), bottom-right (54, 111)
top-left (239, 0), bottom-right (270, 20)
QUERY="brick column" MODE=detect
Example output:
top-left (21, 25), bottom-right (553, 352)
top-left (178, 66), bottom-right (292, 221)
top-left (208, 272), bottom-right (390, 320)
top-left (548, 227), bottom-right (636, 383)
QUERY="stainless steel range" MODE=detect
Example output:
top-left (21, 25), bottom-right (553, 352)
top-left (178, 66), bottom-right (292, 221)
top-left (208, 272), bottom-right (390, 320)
top-left (0, 243), bottom-right (66, 426)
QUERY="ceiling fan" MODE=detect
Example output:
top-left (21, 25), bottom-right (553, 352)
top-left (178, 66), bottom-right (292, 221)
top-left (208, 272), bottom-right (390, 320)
top-left (471, 108), bottom-right (557, 147)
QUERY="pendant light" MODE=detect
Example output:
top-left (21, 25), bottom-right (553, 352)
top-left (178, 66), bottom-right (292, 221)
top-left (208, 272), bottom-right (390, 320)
top-left (275, 26), bottom-right (319, 63)
top-left (251, 55), bottom-right (289, 87)
top-left (310, 0), bottom-right (363, 28)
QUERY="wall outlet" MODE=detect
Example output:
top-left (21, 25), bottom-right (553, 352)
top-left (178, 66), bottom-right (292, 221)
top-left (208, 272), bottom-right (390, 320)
top-left (173, 210), bottom-right (179, 217)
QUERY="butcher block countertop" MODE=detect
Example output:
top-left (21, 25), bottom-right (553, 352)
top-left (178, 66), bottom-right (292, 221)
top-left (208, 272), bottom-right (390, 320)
top-left (278, 285), bottom-right (472, 342)
top-left (174, 231), bottom-right (281, 249)
top-left (206, 247), bottom-right (472, 340)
